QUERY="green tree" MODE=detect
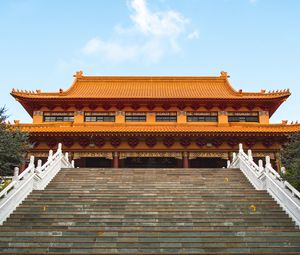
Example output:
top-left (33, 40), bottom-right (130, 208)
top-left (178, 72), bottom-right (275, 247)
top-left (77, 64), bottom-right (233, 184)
top-left (281, 133), bottom-right (300, 191)
top-left (0, 106), bottom-right (29, 176)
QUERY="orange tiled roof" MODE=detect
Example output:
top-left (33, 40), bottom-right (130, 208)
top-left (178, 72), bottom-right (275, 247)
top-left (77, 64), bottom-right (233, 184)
top-left (11, 71), bottom-right (290, 100)
top-left (14, 123), bottom-right (300, 134)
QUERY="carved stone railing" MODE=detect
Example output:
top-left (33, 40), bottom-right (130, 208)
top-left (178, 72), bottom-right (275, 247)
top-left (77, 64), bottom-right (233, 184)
top-left (228, 144), bottom-right (300, 227)
top-left (0, 143), bottom-right (74, 224)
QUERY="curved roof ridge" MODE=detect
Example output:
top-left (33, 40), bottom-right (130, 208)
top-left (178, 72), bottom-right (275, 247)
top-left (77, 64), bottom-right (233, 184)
top-left (10, 71), bottom-right (291, 100)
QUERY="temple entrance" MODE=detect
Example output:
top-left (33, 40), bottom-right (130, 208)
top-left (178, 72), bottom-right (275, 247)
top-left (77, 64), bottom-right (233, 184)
top-left (190, 157), bottom-right (227, 168)
top-left (75, 157), bottom-right (112, 168)
top-left (121, 157), bottom-right (179, 168)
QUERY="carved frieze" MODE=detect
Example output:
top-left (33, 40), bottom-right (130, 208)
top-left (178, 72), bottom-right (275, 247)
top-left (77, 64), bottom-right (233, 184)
top-left (178, 111), bottom-right (187, 116)
top-left (189, 152), bottom-right (229, 160)
top-left (119, 151), bottom-right (182, 159)
top-left (252, 152), bottom-right (275, 159)
top-left (73, 152), bottom-right (113, 160)
top-left (74, 111), bottom-right (83, 116)
top-left (30, 152), bottom-right (49, 158)
top-left (259, 111), bottom-right (269, 116)
top-left (116, 111), bottom-right (125, 116)
top-left (33, 111), bottom-right (43, 116)
top-left (218, 111), bottom-right (228, 116)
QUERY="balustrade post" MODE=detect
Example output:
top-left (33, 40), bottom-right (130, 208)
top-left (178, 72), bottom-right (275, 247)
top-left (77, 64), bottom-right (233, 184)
top-left (71, 160), bottom-right (75, 168)
top-left (13, 167), bottom-right (19, 182)
top-left (265, 156), bottom-right (271, 172)
top-left (265, 156), bottom-right (271, 167)
top-left (65, 152), bottom-right (69, 162)
top-left (227, 160), bottom-right (231, 168)
top-left (35, 160), bottom-right (42, 174)
top-left (29, 155), bottom-right (35, 166)
top-left (48, 150), bottom-right (53, 161)
top-left (232, 152), bottom-right (236, 161)
top-left (280, 167), bottom-right (286, 175)
top-left (57, 143), bottom-right (62, 153)
top-left (258, 159), bottom-right (264, 172)
top-left (239, 143), bottom-right (243, 153)
top-left (247, 149), bottom-right (253, 161)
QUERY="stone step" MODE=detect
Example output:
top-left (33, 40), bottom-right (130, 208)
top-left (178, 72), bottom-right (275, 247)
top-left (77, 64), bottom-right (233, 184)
top-left (1, 246), bottom-right (300, 254)
top-left (4, 222), bottom-right (296, 228)
top-left (2, 237), bottom-right (300, 243)
top-left (2, 240), bottom-right (300, 246)
top-left (8, 215), bottom-right (290, 222)
top-left (6, 220), bottom-right (293, 226)
top-left (1, 229), bottom-right (300, 236)
top-left (1, 235), bottom-right (300, 241)
top-left (0, 226), bottom-right (296, 231)
top-left (8, 215), bottom-right (289, 221)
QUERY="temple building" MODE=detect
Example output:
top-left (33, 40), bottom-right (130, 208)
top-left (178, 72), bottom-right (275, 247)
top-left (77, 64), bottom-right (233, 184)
top-left (11, 71), bottom-right (300, 169)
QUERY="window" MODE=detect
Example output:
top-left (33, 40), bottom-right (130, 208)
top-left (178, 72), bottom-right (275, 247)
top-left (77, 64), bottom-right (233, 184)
top-left (43, 112), bottom-right (74, 122)
top-left (187, 112), bottom-right (218, 122)
top-left (125, 112), bottom-right (146, 122)
top-left (228, 112), bottom-right (259, 122)
top-left (156, 112), bottom-right (177, 122)
top-left (84, 112), bottom-right (115, 122)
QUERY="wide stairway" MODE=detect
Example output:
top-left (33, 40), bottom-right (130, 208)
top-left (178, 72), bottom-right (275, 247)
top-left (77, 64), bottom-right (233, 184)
top-left (0, 168), bottom-right (300, 254)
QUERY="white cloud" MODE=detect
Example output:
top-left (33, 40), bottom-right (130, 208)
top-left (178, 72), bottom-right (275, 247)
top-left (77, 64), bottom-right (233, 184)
top-left (82, 37), bottom-right (166, 64)
top-left (83, 38), bottom-right (139, 62)
top-left (130, 0), bottom-right (188, 38)
top-left (187, 30), bottom-right (199, 40)
top-left (81, 0), bottom-right (196, 63)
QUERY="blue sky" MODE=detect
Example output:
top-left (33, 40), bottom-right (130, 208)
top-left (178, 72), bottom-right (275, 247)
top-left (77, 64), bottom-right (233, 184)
top-left (0, 0), bottom-right (299, 123)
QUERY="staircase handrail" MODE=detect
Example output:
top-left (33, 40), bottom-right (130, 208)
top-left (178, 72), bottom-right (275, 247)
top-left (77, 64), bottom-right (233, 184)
top-left (37, 144), bottom-right (63, 176)
top-left (230, 147), bottom-right (264, 177)
top-left (0, 143), bottom-right (74, 225)
top-left (240, 151), bottom-right (264, 177)
top-left (228, 144), bottom-right (300, 227)
top-left (34, 145), bottom-right (72, 190)
top-left (0, 156), bottom-right (35, 200)
top-left (284, 181), bottom-right (300, 200)
top-left (265, 164), bottom-right (300, 201)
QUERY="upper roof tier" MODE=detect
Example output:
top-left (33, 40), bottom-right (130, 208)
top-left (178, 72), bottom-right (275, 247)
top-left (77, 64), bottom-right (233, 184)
top-left (11, 71), bottom-right (290, 100)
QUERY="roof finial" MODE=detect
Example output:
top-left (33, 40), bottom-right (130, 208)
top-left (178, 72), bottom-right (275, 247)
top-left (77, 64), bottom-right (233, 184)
top-left (220, 71), bottom-right (230, 78)
top-left (74, 70), bottom-right (83, 78)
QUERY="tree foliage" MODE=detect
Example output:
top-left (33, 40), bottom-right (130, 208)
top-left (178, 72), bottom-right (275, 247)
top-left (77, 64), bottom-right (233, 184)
top-left (0, 106), bottom-right (29, 176)
top-left (281, 133), bottom-right (300, 191)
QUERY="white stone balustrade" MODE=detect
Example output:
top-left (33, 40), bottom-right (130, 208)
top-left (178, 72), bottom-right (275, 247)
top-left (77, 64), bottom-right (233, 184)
top-left (0, 143), bottom-right (74, 225)
top-left (228, 143), bottom-right (300, 228)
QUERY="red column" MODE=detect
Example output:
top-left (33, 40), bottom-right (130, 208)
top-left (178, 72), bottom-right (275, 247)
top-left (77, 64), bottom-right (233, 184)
top-left (182, 152), bottom-right (189, 168)
top-left (19, 163), bottom-right (27, 174)
top-left (113, 152), bottom-right (119, 168)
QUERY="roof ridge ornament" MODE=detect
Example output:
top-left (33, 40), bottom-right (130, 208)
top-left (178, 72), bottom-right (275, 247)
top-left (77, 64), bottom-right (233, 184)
top-left (74, 70), bottom-right (83, 78)
top-left (220, 71), bottom-right (230, 78)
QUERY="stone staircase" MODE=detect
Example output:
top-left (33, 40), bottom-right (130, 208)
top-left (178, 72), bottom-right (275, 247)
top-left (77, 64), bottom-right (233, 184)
top-left (0, 168), bottom-right (300, 254)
